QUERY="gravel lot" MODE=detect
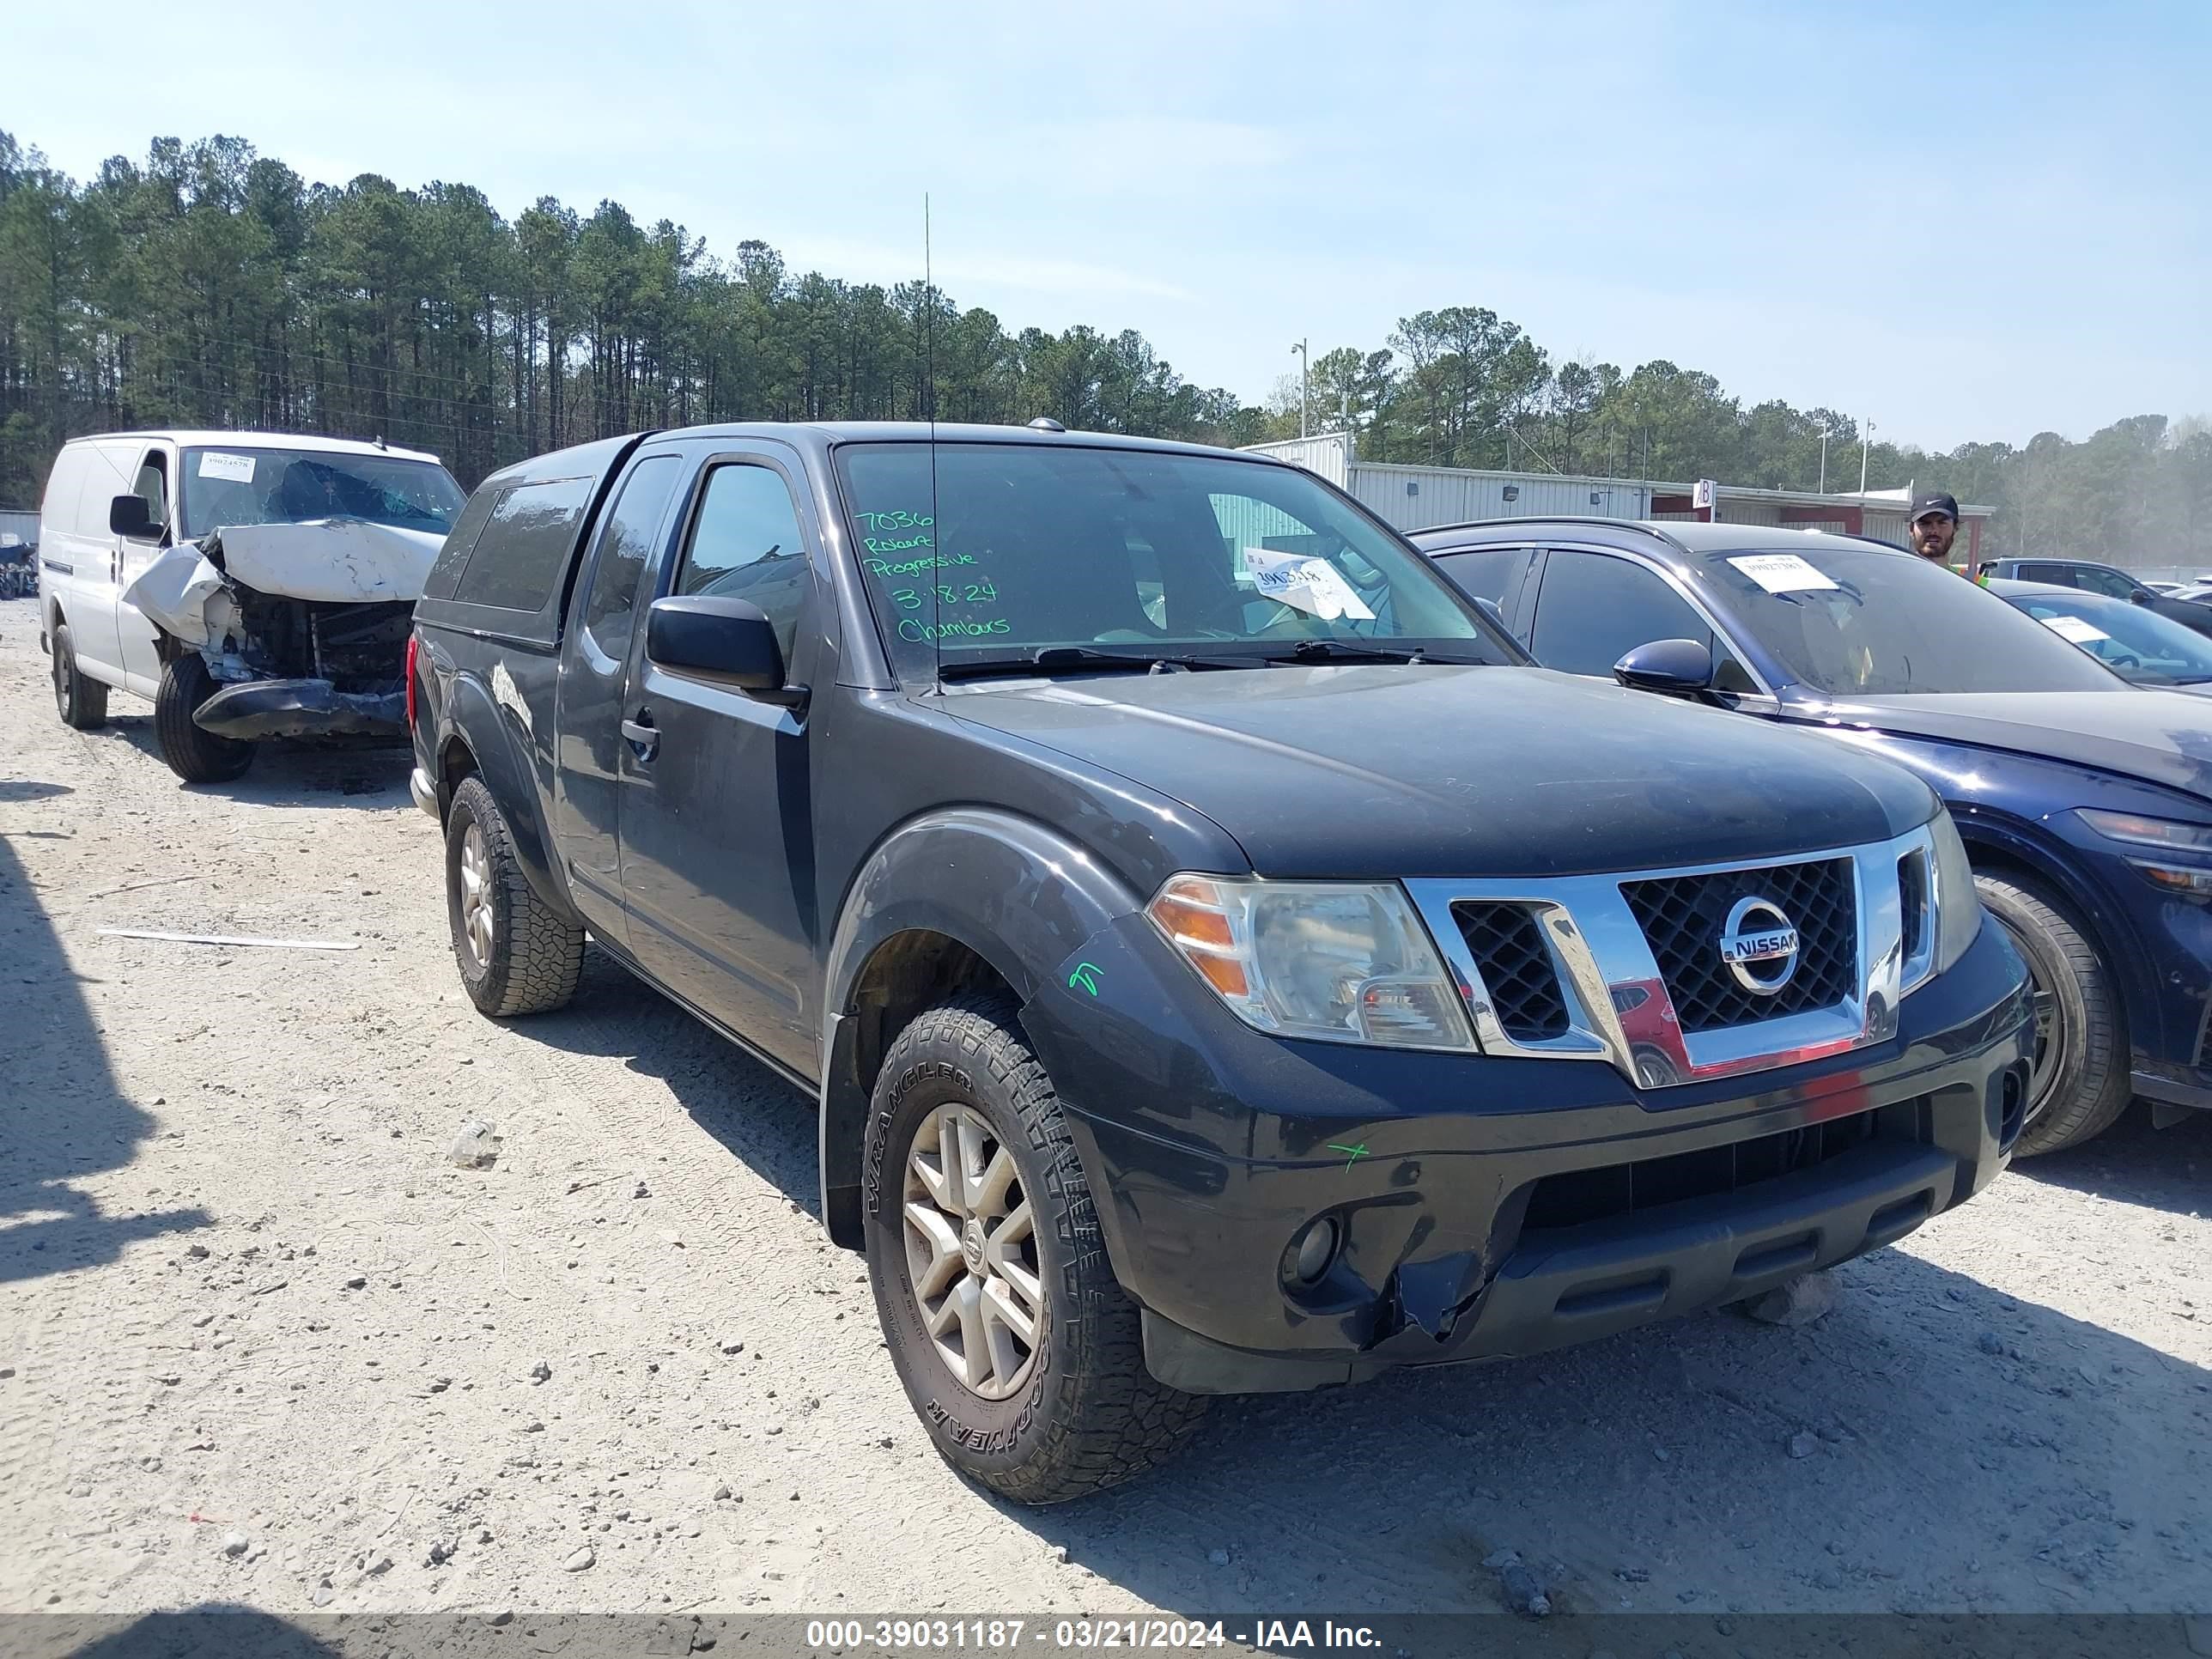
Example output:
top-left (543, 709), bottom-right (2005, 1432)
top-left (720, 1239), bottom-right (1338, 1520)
top-left (3, 591), bottom-right (2209, 1626)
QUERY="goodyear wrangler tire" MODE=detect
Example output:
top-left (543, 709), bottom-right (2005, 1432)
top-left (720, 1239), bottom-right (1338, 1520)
top-left (445, 775), bottom-right (585, 1018)
top-left (864, 992), bottom-right (1207, 1504)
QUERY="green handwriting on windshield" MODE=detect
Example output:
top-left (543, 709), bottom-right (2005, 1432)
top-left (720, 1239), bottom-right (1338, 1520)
top-left (900, 615), bottom-right (1010, 642)
top-left (891, 582), bottom-right (999, 611)
top-left (857, 510), bottom-right (939, 556)
top-left (863, 551), bottom-right (975, 578)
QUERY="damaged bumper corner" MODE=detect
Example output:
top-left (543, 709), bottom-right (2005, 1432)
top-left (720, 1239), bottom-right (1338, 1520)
top-left (410, 767), bottom-right (441, 818)
top-left (194, 678), bottom-right (407, 742)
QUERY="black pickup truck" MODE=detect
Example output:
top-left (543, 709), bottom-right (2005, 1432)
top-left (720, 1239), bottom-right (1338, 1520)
top-left (408, 422), bottom-right (2033, 1503)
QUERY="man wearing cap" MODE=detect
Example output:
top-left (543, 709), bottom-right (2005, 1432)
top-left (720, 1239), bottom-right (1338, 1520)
top-left (1908, 490), bottom-right (1962, 570)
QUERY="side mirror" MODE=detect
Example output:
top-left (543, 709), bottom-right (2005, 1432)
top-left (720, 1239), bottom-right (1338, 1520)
top-left (645, 594), bottom-right (803, 706)
top-left (1472, 596), bottom-right (1510, 632)
top-left (1613, 637), bottom-right (1717, 696)
top-left (109, 494), bottom-right (158, 539)
top-left (2130, 589), bottom-right (2153, 605)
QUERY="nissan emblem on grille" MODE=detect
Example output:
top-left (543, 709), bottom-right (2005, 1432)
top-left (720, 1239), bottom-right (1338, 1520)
top-left (1717, 896), bottom-right (1801, 995)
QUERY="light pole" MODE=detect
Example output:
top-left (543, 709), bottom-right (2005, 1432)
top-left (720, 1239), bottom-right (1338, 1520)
top-left (1817, 422), bottom-right (1829, 494)
top-left (1859, 416), bottom-right (1876, 495)
top-left (1292, 339), bottom-right (1310, 440)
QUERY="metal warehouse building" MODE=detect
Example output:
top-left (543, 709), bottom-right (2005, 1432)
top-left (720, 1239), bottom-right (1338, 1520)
top-left (1245, 433), bottom-right (1993, 563)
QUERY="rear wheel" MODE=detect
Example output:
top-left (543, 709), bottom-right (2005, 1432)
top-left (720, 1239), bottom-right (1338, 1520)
top-left (1976, 872), bottom-right (2130, 1155)
top-left (51, 620), bottom-right (109, 730)
top-left (155, 653), bottom-right (254, 783)
top-left (444, 775), bottom-right (585, 1017)
top-left (864, 993), bottom-right (1207, 1504)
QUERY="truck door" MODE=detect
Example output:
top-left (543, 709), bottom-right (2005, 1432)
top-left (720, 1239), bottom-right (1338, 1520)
top-left (550, 449), bottom-right (688, 946)
top-left (614, 447), bottom-right (823, 1076)
top-left (116, 443), bottom-right (176, 695)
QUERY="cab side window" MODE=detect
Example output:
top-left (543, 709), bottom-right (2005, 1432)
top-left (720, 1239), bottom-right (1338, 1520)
top-left (580, 456), bottom-right (683, 662)
top-left (2078, 567), bottom-right (2138, 601)
top-left (672, 464), bottom-right (810, 661)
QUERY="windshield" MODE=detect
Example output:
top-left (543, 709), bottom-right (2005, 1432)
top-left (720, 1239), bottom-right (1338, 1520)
top-left (1702, 545), bottom-right (2121, 696)
top-left (2003, 586), bottom-right (2212, 686)
top-left (179, 446), bottom-right (465, 538)
top-left (833, 441), bottom-right (1513, 678)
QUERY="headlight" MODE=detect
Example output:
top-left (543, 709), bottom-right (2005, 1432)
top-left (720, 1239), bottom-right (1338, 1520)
top-left (1146, 875), bottom-right (1476, 1051)
top-left (2076, 809), bottom-right (2212, 897)
top-left (1929, 806), bottom-right (1983, 977)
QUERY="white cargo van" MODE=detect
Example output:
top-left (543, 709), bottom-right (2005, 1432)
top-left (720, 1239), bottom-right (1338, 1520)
top-left (39, 430), bottom-right (464, 782)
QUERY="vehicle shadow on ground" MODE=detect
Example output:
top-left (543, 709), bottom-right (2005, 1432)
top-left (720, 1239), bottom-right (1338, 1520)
top-left (86, 714), bottom-right (414, 810)
top-left (0, 779), bottom-right (71, 804)
top-left (2007, 1106), bottom-right (2212, 1215)
top-left (57, 1604), bottom-right (343, 1657)
top-left (0, 830), bottom-right (211, 1286)
top-left (526, 948), bottom-right (823, 1217)
top-left (1012, 1239), bottom-right (2212, 1615)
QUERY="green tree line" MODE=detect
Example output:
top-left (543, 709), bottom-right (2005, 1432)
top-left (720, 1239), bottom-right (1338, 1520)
top-left (4, 132), bottom-right (2207, 567)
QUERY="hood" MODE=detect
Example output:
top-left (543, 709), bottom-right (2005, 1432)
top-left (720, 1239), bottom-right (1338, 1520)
top-left (1798, 691), bottom-right (2212, 800)
top-left (946, 665), bottom-right (1937, 878)
top-left (210, 518), bottom-right (444, 603)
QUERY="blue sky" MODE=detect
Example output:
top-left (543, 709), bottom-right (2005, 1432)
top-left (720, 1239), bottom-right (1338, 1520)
top-left (10, 0), bottom-right (2207, 450)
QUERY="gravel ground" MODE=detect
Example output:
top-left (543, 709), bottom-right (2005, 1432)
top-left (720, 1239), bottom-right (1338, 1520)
top-left (2, 592), bottom-right (2209, 1626)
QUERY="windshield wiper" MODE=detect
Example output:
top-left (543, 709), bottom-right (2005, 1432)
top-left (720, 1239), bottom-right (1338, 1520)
top-left (1258, 639), bottom-right (1487, 666)
top-left (937, 646), bottom-right (1271, 683)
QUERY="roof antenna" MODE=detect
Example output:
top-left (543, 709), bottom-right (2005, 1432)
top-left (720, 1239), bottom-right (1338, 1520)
top-left (926, 191), bottom-right (943, 695)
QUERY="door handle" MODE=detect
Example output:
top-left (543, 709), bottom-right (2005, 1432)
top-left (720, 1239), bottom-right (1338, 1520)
top-left (621, 712), bottom-right (659, 760)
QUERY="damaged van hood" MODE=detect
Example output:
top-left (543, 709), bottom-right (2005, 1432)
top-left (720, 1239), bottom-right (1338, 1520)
top-left (125, 519), bottom-right (444, 645)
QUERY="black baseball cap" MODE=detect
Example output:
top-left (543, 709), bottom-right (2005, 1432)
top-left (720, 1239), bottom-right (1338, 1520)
top-left (1911, 490), bottom-right (1960, 523)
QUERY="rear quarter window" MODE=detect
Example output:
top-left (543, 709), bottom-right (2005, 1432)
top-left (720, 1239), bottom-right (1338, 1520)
top-left (420, 484), bottom-right (502, 602)
top-left (450, 476), bottom-right (596, 612)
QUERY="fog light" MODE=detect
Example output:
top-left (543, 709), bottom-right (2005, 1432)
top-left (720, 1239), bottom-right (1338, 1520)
top-left (1286, 1217), bottom-right (1340, 1286)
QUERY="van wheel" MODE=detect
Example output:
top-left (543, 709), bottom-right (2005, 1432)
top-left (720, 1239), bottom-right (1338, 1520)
top-left (864, 993), bottom-right (1207, 1504)
top-left (155, 654), bottom-right (255, 783)
top-left (1976, 872), bottom-right (2130, 1155)
top-left (51, 620), bottom-right (109, 730)
top-left (445, 775), bottom-right (585, 1017)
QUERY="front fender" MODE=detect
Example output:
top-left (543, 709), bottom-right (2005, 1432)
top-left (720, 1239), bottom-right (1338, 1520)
top-left (442, 669), bottom-right (582, 930)
top-left (816, 807), bottom-right (1152, 1245)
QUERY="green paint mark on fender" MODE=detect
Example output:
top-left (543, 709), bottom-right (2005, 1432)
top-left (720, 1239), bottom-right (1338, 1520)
top-left (1067, 962), bottom-right (1103, 996)
top-left (1326, 1141), bottom-right (1370, 1171)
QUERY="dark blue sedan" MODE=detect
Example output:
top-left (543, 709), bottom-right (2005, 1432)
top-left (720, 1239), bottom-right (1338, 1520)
top-left (1985, 577), bottom-right (2212, 690)
top-left (1416, 518), bottom-right (2212, 1155)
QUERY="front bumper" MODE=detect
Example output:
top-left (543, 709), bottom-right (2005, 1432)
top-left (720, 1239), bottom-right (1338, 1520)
top-left (194, 678), bottom-right (407, 741)
top-left (1021, 915), bottom-right (2033, 1395)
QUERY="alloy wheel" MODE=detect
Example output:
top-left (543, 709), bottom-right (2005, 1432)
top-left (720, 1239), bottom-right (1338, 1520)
top-left (1994, 914), bottom-right (2064, 1130)
top-left (902, 1103), bottom-right (1043, 1401)
top-left (459, 822), bottom-right (495, 969)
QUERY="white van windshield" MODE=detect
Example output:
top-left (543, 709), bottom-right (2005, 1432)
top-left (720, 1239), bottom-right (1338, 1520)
top-left (179, 447), bottom-right (465, 538)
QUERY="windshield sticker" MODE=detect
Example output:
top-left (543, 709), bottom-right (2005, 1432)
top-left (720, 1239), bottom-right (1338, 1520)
top-left (197, 452), bottom-right (257, 483)
top-left (1729, 553), bottom-right (1838, 594)
top-left (2039, 614), bottom-right (2110, 646)
top-left (1242, 548), bottom-right (1376, 622)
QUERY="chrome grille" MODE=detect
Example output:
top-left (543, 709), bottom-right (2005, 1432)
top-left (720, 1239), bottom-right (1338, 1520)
top-left (1620, 858), bottom-right (1857, 1035)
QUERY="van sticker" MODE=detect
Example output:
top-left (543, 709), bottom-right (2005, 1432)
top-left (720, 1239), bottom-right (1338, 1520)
top-left (198, 452), bottom-right (257, 483)
top-left (1729, 554), bottom-right (1838, 594)
top-left (1242, 548), bottom-right (1376, 622)
top-left (2039, 614), bottom-right (2110, 646)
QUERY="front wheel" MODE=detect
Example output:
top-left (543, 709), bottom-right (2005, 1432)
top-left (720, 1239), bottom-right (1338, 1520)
top-left (864, 994), bottom-right (1207, 1504)
top-left (155, 654), bottom-right (254, 783)
top-left (1976, 872), bottom-right (2130, 1155)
